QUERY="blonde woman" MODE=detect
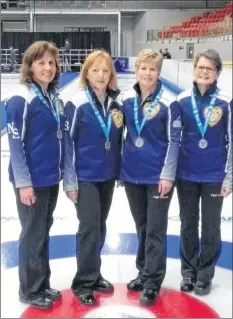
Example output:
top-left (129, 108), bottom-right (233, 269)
top-left (5, 41), bottom-right (64, 309)
top-left (63, 50), bottom-right (123, 305)
top-left (121, 49), bottom-right (179, 305)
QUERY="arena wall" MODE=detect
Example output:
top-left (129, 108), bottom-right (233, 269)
top-left (4, 9), bottom-right (231, 58)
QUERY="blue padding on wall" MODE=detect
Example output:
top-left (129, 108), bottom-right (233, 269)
top-left (59, 71), bottom-right (79, 88)
top-left (160, 77), bottom-right (183, 95)
top-left (1, 72), bottom-right (184, 133)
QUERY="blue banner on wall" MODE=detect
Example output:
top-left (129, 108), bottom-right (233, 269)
top-left (112, 57), bottom-right (129, 73)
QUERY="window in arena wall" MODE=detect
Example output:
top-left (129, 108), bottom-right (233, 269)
top-left (1, 20), bottom-right (28, 32)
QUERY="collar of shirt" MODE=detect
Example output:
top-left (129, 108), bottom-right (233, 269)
top-left (87, 83), bottom-right (121, 111)
top-left (133, 79), bottom-right (162, 105)
top-left (31, 81), bottom-right (58, 103)
top-left (193, 80), bottom-right (218, 97)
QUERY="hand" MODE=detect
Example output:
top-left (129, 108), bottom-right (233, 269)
top-left (19, 187), bottom-right (36, 206)
top-left (158, 179), bottom-right (173, 197)
top-left (220, 187), bottom-right (232, 198)
top-left (66, 190), bottom-right (78, 203)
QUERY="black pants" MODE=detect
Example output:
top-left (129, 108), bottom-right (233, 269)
top-left (125, 182), bottom-right (173, 290)
top-left (14, 184), bottom-right (59, 298)
top-left (176, 179), bottom-right (224, 283)
top-left (71, 179), bottom-right (115, 295)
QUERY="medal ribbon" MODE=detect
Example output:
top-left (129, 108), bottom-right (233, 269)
top-left (134, 86), bottom-right (163, 136)
top-left (85, 88), bottom-right (112, 140)
top-left (31, 83), bottom-right (60, 129)
top-left (191, 88), bottom-right (219, 138)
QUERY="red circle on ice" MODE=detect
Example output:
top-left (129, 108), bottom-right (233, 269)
top-left (21, 283), bottom-right (219, 318)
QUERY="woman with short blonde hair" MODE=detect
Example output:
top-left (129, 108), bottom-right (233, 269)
top-left (135, 49), bottom-right (163, 73)
top-left (120, 48), bottom-right (178, 306)
top-left (63, 49), bottom-right (123, 305)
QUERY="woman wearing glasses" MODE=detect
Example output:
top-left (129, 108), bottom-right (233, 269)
top-left (170, 49), bottom-right (232, 296)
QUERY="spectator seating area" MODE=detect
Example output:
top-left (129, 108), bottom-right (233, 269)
top-left (158, 2), bottom-right (232, 38)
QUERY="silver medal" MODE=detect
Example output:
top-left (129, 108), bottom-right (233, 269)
top-left (57, 129), bottom-right (62, 139)
top-left (135, 137), bottom-right (144, 148)
top-left (105, 140), bottom-right (111, 150)
top-left (198, 138), bottom-right (208, 149)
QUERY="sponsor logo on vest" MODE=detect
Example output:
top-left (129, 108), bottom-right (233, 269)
top-left (153, 195), bottom-right (169, 199)
top-left (172, 116), bottom-right (181, 128)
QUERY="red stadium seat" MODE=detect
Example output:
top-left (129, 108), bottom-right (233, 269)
top-left (158, 2), bottom-right (232, 39)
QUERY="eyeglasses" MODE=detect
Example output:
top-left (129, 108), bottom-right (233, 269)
top-left (196, 65), bottom-right (216, 72)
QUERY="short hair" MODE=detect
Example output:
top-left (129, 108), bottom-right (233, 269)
top-left (194, 49), bottom-right (222, 74)
top-left (79, 50), bottom-right (118, 90)
top-left (135, 49), bottom-right (163, 73)
top-left (20, 41), bottom-right (60, 90)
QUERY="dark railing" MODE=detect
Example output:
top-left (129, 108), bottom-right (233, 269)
top-left (1, 48), bottom-right (94, 72)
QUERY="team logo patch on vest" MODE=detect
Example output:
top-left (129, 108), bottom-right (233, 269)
top-left (204, 106), bottom-right (223, 127)
top-left (111, 109), bottom-right (123, 128)
top-left (143, 102), bottom-right (161, 120)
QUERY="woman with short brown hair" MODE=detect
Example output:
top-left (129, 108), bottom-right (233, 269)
top-left (5, 40), bottom-right (64, 309)
top-left (171, 49), bottom-right (232, 296)
top-left (20, 40), bottom-right (60, 87)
